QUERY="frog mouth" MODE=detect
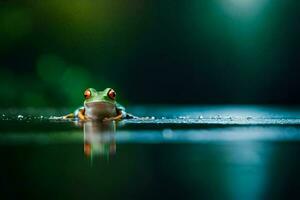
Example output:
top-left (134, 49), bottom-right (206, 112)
top-left (85, 101), bottom-right (114, 107)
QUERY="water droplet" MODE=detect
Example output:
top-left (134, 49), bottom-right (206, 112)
top-left (17, 115), bottom-right (23, 119)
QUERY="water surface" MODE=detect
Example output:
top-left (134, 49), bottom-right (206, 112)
top-left (1, 106), bottom-right (300, 200)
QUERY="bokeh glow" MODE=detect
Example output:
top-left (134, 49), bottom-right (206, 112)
top-left (221, 0), bottom-right (270, 17)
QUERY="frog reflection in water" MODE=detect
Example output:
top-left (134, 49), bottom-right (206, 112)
top-left (64, 88), bottom-right (133, 121)
top-left (83, 121), bottom-right (116, 158)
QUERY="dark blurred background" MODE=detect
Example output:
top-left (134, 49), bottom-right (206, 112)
top-left (0, 0), bottom-right (299, 107)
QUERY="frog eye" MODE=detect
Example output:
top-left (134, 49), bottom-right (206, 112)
top-left (84, 89), bottom-right (91, 99)
top-left (108, 89), bottom-right (116, 100)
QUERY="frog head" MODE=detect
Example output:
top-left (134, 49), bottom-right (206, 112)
top-left (83, 88), bottom-right (117, 120)
top-left (84, 88), bottom-right (116, 105)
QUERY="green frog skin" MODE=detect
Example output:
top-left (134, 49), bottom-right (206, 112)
top-left (63, 88), bottom-right (129, 121)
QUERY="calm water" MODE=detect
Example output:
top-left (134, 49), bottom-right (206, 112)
top-left (1, 106), bottom-right (300, 200)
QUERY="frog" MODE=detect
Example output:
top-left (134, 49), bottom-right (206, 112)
top-left (63, 88), bottom-right (132, 121)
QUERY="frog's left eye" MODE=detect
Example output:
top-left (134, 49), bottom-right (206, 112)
top-left (108, 89), bottom-right (116, 100)
top-left (84, 89), bottom-right (91, 99)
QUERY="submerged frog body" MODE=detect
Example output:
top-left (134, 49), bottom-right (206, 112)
top-left (64, 88), bottom-right (130, 121)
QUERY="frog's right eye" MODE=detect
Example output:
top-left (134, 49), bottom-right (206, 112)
top-left (84, 89), bottom-right (91, 99)
top-left (108, 89), bottom-right (116, 100)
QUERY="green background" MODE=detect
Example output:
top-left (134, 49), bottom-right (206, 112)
top-left (0, 0), bottom-right (299, 107)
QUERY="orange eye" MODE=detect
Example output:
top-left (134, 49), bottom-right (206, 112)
top-left (84, 89), bottom-right (91, 99)
top-left (108, 89), bottom-right (116, 100)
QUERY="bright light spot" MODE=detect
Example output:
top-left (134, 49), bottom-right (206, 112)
top-left (222, 0), bottom-right (269, 17)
